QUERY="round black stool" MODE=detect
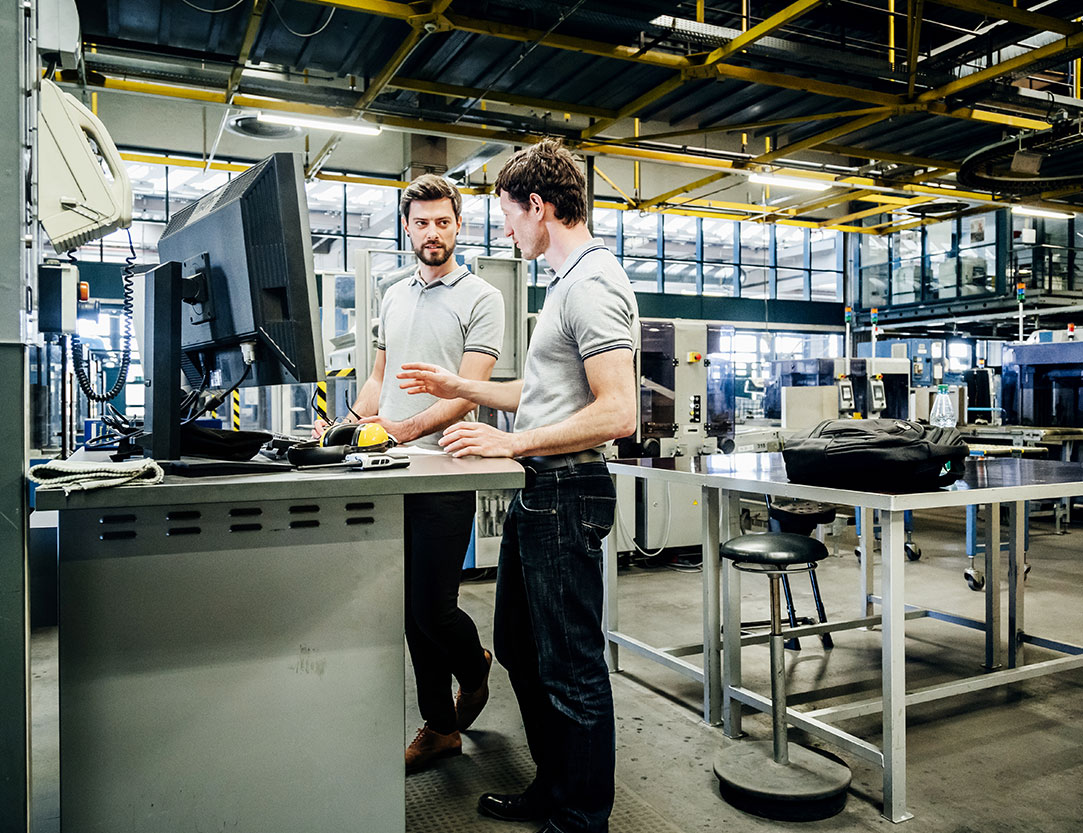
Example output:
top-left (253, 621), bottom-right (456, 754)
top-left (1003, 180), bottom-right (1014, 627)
top-left (713, 532), bottom-right (851, 821)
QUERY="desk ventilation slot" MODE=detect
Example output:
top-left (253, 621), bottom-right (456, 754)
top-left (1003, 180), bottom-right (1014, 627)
top-left (229, 507), bottom-right (262, 517)
top-left (167, 526), bottom-right (201, 537)
top-left (99, 530), bottom-right (136, 541)
top-left (346, 516), bottom-right (375, 526)
top-left (230, 523), bottom-right (262, 533)
top-left (345, 502), bottom-right (375, 512)
top-left (167, 510), bottom-right (201, 521)
top-left (289, 519), bottom-right (320, 529)
top-left (100, 514), bottom-right (136, 525)
top-left (289, 505), bottom-right (320, 515)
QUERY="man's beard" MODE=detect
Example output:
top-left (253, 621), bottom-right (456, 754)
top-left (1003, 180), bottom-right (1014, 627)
top-left (415, 240), bottom-right (455, 266)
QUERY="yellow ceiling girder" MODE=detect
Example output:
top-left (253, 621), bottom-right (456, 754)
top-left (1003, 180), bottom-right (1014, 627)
top-left (580, 75), bottom-right (687, 140)
top-left (387, 76), bottom-right (617, 119)
top-left (356, 26), bottom-right (429, 110)
top-left (752, 112), bottom-right (891, 165)
top-left (701, 0), bottom-right (823, 66)
top-left (814, 143), bottom-right (960, 170)
top-left (781, 189), bottom-right (877, 215)
top-left (823, 196), bottom-right (927, 227)
top-left (592, 165), bottom-right (635, 206)
top-left (927, 101), bottom-right (1049, 130)
top-left (607, 106), bottom-right (890, 145)
top-left (638, 170), bottom-right (732, 210)
top-left (924, 0), bottom-right (1079, 36)
top-left (227, 0), bottom-right (268, 102)
top-left (917, 30), bottom-right (1083, 103)
top-left (687, 61), bottom-right (902, 106)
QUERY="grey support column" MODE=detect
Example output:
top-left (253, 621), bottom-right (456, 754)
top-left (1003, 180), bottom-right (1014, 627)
top-left (0, 0), bottom-right (31, 828)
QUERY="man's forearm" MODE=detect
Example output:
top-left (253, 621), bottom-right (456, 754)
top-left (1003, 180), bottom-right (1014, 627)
top-left (458, 378), bottom-right (523, 413)
top-left (348, 377), bottom-right (381, 420)
top-left (509, 396), bottom-right (636, 457)
top-left (400, 397), bottom-right (478, 443)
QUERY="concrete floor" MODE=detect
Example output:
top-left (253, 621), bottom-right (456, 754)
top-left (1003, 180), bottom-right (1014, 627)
top-left (30, 507), bottom-right (1083, 832)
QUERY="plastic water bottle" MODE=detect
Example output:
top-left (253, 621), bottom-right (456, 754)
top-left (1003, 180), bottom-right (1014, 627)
top-left (929, 384), bottom-right (957, 428)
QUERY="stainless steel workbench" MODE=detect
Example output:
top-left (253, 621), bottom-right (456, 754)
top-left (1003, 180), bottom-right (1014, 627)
top-left (36, 455), bottom-right (523, 833)
top-left (606, 454), bottom-right (1083, 823)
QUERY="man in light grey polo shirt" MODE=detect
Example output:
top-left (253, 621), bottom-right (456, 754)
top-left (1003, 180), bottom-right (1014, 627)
top-left (398, 140), bottom-right (638, 833)
top-left (338, 174), bottom-right (504, 773)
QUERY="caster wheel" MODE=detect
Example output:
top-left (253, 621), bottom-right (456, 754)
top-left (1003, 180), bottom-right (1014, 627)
top-left (905, 544), bottom-right (922, 561)
top-left (740, 507), bottom-right (752, 533)
top-left (854, 547), bottom-right (863, 561)
top-left (964, 568), bottom-right (985, 591)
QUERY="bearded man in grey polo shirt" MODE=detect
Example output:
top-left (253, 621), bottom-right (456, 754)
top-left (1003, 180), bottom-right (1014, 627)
top-left (336, 174), bottom-right (505, 773)
top-left (398, 140), bottom-right (638, 833)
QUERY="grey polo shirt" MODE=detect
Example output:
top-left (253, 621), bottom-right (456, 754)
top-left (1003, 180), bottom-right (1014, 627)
top-left (377, 263), bottom-right (504, 450)
top-left (514, 240), bottom-right (638, 442)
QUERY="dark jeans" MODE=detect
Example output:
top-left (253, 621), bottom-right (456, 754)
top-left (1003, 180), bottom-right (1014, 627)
top-left (494, 460), bottom-right (617, 833)
top-left (404, 490), bottom-right (488, 734)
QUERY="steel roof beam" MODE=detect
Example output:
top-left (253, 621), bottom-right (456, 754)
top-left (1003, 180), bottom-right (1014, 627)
top-left (752, 112), bottom-right (893, 165)
top-left (924, 0), bottom-right (1079, 37)
top-left (387, 76), bottom-right (618, 119)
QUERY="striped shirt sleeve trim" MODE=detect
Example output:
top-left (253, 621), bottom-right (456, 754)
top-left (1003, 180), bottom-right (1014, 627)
top-left (580, 342), bottom-right (633, 361)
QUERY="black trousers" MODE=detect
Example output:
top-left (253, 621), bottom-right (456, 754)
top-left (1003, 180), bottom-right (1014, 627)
top-left (403, 490), bottom-right (488, 733)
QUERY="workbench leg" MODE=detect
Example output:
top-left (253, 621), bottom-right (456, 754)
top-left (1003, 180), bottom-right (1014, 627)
top-left (881, 510), bottom-right (912, 822)
top-left (859, 507), bottom-right (875, 618)
top-left (721, 489), bottom-right (743, 737)
top-left (1007, 501), bottom-right (1025, 669)
top-left (702, 486), bottom-right (722, 725)
top-left (984, 502), bottom-right (1002, 670)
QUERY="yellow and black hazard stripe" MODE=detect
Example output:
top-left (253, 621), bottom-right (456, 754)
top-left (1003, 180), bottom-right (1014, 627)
top-left (329, 368), bottom-right (355, 378)
top-left (313, 381), bottom-right (328, 422)
top-left (231, 390), bottom-right (241, 431)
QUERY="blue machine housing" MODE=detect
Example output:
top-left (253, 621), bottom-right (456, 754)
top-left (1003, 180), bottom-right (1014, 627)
top-left (1001, 341), bottom-right (1083, 426)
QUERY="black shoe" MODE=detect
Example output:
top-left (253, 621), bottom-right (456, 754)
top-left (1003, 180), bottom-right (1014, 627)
top-left (477, 790), bottom-right (549, 822)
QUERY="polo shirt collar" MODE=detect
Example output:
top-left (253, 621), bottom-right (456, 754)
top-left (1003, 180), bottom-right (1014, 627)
top-left (410, 262), bottom-right (469, 289)
top-left (545, 238), bottom-right (606, 288)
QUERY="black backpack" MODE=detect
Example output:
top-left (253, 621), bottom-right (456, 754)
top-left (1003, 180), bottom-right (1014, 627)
top-left (782, 418), bottom-right (969, 492)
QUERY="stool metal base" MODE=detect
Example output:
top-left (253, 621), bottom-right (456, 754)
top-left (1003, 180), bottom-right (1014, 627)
top-left (714, 740), bottom-right (852, 821)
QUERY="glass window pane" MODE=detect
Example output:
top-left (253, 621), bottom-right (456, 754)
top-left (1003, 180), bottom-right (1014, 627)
top-left (927, 253), bottom-right (955, 300)
top-left (960, 247), bottom-right (994, 296)
top-left (312, 235), bottom-right (344, 272)
top-left (739, 223), bottom-right (770, 267)
top-left (702, 218), bottom-right (734, 262)
top-left (623, 257), bottom-right (659, 292)
top-left (593, 208), bottom-right (619, 254)
top-left (861, 263), bottom-right (888, 307)
top-left (345, 183), bottom-right (399, 238)
top-left (892, 259), bottom-right (921, 304)
top-left (345, 238), bottom-right (397, 272)
top-left (663, 260), bottom-right (697, 294)
top-left (810, 228), bottom-right (840, 271)
top-left (775, 225), bottom-right (805, 270)
top-left (896, 227), bottom-right (921, 260)
top-left (775, 268), bottom-right (806, 300)
top-left (1044, 218), bottom-right (1070, 247)
top-left (129, 160), bottom-right (168, 222)
top-left (305, 180), bottom-right (344, 235)
top-left (458, 194), bottom-right (487, 248)
top-left (926, 221), bottom-right (952, 255)
top-left (703, 263), bottom-right (736, 296)
top-left (740, 264), bottom-right (770, 298)
top-left (811, 270), bottom-right (840, 301)
top-left (623, 212), bottom-right (659, 258)
top-left (860, 231), bottom-right (889, 266)
top-left (662, 214), bottom-right (698, 260)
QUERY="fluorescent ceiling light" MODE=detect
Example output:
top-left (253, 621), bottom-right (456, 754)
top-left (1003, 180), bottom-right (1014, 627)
top-left (257, 112), bottom-right (381, 136)
top-left (1012, 206), bottom-right (1074, 219)
top-left (748, 173), bottom-right (832, 192)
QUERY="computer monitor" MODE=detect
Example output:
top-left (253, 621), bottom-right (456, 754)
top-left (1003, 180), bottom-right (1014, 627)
top-left (156, 152), bottom-right (324, 390)
top-left (142, 152), bottom-right (324, 460)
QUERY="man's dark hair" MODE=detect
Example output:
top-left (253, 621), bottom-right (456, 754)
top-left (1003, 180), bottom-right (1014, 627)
top-left (494, 138), bottom-right (588, 227)
top-left (399, 173), bottom-right (462, 220)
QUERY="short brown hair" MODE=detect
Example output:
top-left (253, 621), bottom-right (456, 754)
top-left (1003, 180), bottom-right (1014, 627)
top-left (494, 138), bottom-right (588, 227)
top-left (399, 173), bottom-right (462, 220)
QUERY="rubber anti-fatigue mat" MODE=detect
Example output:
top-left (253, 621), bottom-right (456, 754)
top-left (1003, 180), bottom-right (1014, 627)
top-left (406, 744), bottom-right (688, 833)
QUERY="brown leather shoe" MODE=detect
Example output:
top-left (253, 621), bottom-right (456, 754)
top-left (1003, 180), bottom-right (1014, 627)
top-left (405, 725), bottom-right (461, 774)
top-left (455, 648), bottom-right (493, 731)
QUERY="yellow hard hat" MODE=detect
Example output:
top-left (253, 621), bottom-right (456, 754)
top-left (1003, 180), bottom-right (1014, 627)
top-left (320, 421), bottom-right (395, 452)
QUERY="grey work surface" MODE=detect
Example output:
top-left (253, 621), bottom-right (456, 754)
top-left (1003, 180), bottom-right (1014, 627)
top-left (605, 453), bottom-right (1083, 824)
top-left (35, 452), bottom-right (525, 510)
top-left (46, 453), bottom-right (523, 833)
top-left (609, 453), bottom-right (1083, 511)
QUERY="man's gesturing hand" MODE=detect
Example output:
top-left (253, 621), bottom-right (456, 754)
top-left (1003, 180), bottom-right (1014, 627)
top-left (397, 362), bottom-right (466, 400)
top-left (439, 422), bottom-right (519, 458)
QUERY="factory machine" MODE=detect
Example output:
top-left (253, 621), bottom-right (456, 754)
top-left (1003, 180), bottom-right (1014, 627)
top-left (1001, 340), bottom-right (1083, 429)
top-left (613, 320), bottom-right (736, 556)
top-left (763, 357), bottom-right (911, 425)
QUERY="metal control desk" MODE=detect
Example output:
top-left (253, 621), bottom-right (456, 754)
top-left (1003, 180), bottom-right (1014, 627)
top-left (36, 455), bottom-right (523, 833)
top-left (606, 454), bottom-right (1083, 822)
